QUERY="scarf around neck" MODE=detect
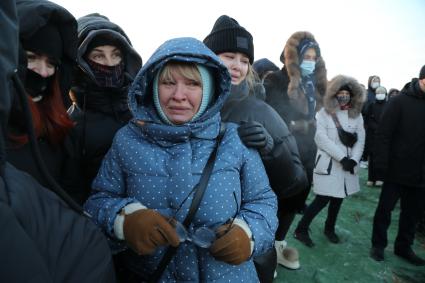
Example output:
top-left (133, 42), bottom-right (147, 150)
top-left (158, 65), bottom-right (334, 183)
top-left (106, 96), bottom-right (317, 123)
top-left (301, 75), bottom-right (316, 119)
top-left (87, 59), bottom-right (125, 88)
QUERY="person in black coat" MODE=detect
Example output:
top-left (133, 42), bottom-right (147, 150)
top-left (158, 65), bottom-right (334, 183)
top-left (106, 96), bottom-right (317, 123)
top-left (68, 13), bottom-right (142, 200)
top-left (204, 15), bottom-right (308, 275)
top-left (360, 75), bottom-right (381, 167)
top-left (364, 86), bottom-right (387, 187)
top-left (0, 1), bottom-right (115, 281)
top-left (263, 31), bottom-right (327, 245)
top-left (370, 65), bottom-right (425, 266)
top-left (6, 0), bottom-right (84, 203)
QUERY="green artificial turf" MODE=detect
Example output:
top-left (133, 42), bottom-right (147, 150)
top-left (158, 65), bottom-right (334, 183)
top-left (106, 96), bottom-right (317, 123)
top-left (274, 168), bottom-right (425, 283)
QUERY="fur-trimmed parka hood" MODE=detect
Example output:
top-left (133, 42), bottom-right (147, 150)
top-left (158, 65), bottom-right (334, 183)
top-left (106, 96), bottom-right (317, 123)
top-left (324, 75), bottom-right (366, 118)
top-left (280, 31), bottom-right (327, 114)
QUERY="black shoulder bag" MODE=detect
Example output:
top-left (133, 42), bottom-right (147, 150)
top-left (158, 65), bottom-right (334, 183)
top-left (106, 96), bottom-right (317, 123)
top-left (148, 123), bottom-right (226, 283)
top-left (330, 113), bottom-right (358, 148)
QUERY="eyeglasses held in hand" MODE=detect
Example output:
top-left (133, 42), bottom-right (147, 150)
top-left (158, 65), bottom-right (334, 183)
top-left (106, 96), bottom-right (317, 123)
top-left (169, 190), bottom-right (239, 248)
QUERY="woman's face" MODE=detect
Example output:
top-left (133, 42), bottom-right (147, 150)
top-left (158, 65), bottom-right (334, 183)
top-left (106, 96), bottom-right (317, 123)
top-left (87, 45), bottom-right (122, 66)
top-left (303, 48), bottom-right (317, 62)
top-left (336, 90), bottom-right (351, 106)
top-left (158, 69), bottom-right (202, 124)
top-left (26, 51), bottom-right (56, 78)
top-left (218, 52), bottom-right (249, 85)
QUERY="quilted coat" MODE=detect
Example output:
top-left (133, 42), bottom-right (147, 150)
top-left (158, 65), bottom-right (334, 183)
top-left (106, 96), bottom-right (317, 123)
top-left (84, 37), bottom-right (277, 282)
top-left (313, 75), bottom-right (366, 198)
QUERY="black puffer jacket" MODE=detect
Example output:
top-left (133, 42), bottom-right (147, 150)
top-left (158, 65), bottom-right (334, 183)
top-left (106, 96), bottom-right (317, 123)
top-left (0, 163), bottom-right (116, 282)
top-left (221, 82), bottom-right (307, 199)
top-left (69, 13), bottom-right (142, 198)
top-left (375, 79), bottom-right (425, 188)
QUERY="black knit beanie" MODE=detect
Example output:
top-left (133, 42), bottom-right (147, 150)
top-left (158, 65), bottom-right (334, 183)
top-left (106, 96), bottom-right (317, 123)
top-left (21, 23), bottom-right (63, 62)
top-left (203, 15), bottom-right (254, 64)
top-left (419, 64), bottom-right (425, 80)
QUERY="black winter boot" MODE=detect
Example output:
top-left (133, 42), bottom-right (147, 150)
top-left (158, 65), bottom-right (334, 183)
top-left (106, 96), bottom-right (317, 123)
top-left (294, 226), bottom-right (314, 247)
top-left (324, 229), bottom-right (340, 243)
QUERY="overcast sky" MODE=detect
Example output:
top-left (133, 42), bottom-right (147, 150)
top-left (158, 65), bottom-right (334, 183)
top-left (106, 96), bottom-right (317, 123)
top-left (52, 0), bottom-right (425, 90)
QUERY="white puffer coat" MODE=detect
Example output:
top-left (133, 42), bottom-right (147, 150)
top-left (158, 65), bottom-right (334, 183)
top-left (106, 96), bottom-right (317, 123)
top-left (313, 75), bottom-right (366, 198)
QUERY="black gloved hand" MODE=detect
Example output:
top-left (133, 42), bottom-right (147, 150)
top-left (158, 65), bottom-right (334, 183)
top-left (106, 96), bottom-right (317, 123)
top-left (347, 159), bottom-right (357, 174)
top-left (340, 157), bottom-right (357, 174)
top-left (237, 121), bottom-right (274, 155)
top-left (340, 157), bottom-right (351, 172)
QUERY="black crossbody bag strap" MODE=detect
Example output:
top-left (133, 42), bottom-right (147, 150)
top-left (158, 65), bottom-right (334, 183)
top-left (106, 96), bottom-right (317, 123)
top-left (149, 123), bottom-right (226, 283)
top-left (330, 112), bottom-right (342, 129)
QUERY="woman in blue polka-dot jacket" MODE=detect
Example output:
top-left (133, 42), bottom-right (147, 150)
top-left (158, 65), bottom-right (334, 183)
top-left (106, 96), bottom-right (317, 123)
top-left (84, 37), bottom-right (278, 282)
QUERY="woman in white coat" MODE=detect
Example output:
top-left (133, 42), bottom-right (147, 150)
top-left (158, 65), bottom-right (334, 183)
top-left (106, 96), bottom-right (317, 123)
top-left (294, 75), bottom-right (366, 247)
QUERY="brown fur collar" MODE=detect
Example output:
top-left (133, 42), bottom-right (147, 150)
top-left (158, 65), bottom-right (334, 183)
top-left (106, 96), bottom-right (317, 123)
top-left (324, 75), bottom-right (366, 118)
top-left (280, 31), bottom-right (327, 115)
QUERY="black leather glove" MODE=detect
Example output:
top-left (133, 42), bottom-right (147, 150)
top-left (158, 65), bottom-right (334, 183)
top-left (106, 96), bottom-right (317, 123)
top-left (340, 157), bottom-right (357, 174)
top-left (340, 157), bottom-right (351, 172)
top-left (347, 159), bottom-right (357, 174)
top-left (238, 121), bottom-right (274, 155)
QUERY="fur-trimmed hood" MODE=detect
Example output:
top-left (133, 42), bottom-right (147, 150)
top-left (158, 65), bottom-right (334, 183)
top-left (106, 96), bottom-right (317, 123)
top-left (324, 75), bottom-right (366, 118)
top-left (280, 31), bottom-right (327, 114)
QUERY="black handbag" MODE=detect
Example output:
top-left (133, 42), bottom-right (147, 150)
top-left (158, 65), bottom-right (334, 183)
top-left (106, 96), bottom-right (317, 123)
top-left (254, 247), bottom-right (277, 283)
top-left (331, 113), bottom-right (358, 147)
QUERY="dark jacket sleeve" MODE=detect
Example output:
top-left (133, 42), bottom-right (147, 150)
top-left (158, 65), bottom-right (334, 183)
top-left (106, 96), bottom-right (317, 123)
top-left (374, 99), bottom-right (400, 180)
top-left (261, 106), bottom-right (307, 199)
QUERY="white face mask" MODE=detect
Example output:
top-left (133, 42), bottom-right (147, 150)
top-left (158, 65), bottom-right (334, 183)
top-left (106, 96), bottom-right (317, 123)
top-left (371, 82), bottom-right (380, 89)
top-left (376, 93), bottom-right (386, 101)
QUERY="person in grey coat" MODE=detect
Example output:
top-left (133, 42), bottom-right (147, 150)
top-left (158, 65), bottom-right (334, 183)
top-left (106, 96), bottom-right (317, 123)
top-left (294, 75), bottom-right (366, 247)
top-left (84, 37), bottom-right (277, 282)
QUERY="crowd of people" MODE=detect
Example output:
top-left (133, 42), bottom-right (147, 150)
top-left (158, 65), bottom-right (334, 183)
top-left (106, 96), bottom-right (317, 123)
top-left (1, 0), bottom-right (424, 282)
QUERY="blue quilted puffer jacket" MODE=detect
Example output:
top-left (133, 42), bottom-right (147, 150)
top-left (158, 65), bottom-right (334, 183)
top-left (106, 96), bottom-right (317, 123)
top-left (84, 37), bottom-right (277, 283)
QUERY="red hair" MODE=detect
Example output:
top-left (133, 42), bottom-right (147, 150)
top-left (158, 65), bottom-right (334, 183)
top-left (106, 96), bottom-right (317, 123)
top-left (10, 74), bottom-right (74, 146)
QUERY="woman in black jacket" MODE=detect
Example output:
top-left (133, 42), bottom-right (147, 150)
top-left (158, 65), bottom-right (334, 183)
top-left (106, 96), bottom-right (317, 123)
top-left (204, 15), bottom-right (307, 275)
top-left (69, 13), bottom-right (142, 200)
top-left (7, 0), bottom-right (84, 203)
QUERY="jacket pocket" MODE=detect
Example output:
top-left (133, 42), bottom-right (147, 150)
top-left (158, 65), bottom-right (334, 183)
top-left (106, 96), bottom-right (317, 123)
top-left (313, 151), bottom-right (333, 175)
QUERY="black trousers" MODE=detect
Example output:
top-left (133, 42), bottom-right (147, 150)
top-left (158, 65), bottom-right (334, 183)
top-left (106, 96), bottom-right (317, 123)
top-left (275, 155), bottom-right (315, 240)
top-left (296, 194), bottom-right (343, 232)
top-left (371, 182), bottom-right (425, 251)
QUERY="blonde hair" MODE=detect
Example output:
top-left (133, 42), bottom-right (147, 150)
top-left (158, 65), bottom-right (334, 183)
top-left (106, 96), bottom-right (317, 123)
top-left (159, 61), bottom-right (201, 85)
top-left (246, 63), bottom-right (260, 92)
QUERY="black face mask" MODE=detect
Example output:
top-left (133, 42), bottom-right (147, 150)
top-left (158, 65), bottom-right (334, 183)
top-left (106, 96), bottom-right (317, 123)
top-left (25, 69), bottom-right (53, 102)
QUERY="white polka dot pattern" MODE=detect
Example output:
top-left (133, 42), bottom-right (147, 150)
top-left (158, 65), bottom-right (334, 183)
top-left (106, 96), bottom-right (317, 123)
top-left (84, 37), bottom-right (277, 282)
